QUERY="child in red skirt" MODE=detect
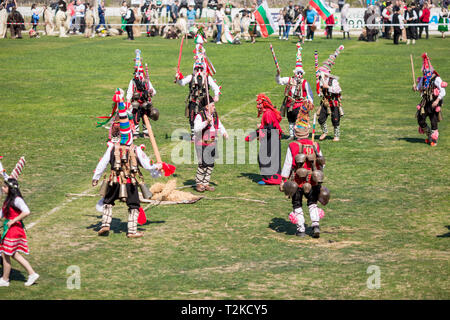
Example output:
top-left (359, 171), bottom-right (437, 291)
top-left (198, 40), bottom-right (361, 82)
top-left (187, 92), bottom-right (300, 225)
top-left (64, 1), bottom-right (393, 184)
top-left (0, 178), bottom-right (39, 287)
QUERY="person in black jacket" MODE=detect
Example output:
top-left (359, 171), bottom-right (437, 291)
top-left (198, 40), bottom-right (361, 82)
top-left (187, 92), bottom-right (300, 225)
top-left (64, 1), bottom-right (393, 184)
top-left (392, 6), bottom-right (402, 45)
top-left (124, 3), bottom-right (135, 40)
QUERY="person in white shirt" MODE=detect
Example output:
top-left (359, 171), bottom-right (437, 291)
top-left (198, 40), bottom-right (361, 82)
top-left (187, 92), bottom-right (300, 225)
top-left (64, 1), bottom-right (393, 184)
top-left (193, 102), bottom-right (228, 192)
top-left (74, 0), bottom-right (85, 34)
top-left (214, 4), bottom-right (224, 44)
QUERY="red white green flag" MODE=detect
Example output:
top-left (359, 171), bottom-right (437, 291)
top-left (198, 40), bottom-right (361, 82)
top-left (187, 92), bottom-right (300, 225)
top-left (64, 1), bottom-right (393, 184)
top-left (254, 1), bottom-right (276, 38)
top-left (308, 0), bottom-right (333, 20)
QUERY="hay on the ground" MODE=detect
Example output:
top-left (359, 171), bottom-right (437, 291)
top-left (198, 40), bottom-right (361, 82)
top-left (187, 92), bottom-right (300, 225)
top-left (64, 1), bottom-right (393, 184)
top-left (150, 179), bottom-right (200, 202)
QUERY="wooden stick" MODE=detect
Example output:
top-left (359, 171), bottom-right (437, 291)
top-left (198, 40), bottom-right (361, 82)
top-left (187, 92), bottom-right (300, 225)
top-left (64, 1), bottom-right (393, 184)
top-left (203, 197), bottom-right (267, 204)
top-left (65, 193), bottom-right (267, 204)
top-left (142, 114), bottom-right (162, 163)
top-left (410, 54), bottom-right (416, 86)
top-left (66, 193), bottom-right (97, 197)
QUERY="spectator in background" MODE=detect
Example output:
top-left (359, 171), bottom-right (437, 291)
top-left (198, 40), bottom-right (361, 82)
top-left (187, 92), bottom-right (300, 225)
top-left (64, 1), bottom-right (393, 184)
top-left (166, 0), bottom-right (173, 20)
top-left (0, 3), bottom-right (8, 38)
top-left (124, 2), bottom-right (135, 40)
top-left (179, 0), bottom-right (188, 16)
top-left (382, 1), bottom-right (392, 39)
top-left (96, 1), bottom-right (106, 31)
top-left (338, 0), bottom-right (345, 12)
top-left (438, 7), bottom-right (448, 38)
top-left (74, 0), bottom-right (85, 34)
top-left (325, 10), bottom-right (334, 39)
top-left (84, 2), bottom-right (94, 38)
top-left (155, 0), bottom-right (163, 18)
top-left (186, 4), bottom-right (196, 29)
top-left (30, 3), bottom-right (42, 32)
top-left (120, 1), bottom-right (127, 32)
top-left (67, 0), bottom-right (76, 33)
top-left (171, 0), bottom-right (179, 22)
top-left (392, 5), bottom-right (403, 44)
top-left (341, 3), bottom-right (350, 39)
top-left (195, 0), bottom-right (203, 19)
top-left (283, 1), bottom-right (295, 40)
top-left (277, 8), bottom-right (285, 40)
top-left (208, 0), bottom-right (218, 12)
top-left (5, 0), bottom-right (16, 13)
top-left (305, 4), bottom-right (318, 41)
top-left (405, 2), bottom-right (418, 44)
top-left (419, 1), bottom-right (430, 39)
top-left (215, 3), bottom-right (224, 44)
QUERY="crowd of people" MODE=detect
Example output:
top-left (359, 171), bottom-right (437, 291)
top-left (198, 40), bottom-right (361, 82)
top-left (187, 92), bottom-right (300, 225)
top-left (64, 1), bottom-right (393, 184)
top-left (0, 0), bottom-right (448, 41)
top-left (361, 0), bottom-right (449, 42)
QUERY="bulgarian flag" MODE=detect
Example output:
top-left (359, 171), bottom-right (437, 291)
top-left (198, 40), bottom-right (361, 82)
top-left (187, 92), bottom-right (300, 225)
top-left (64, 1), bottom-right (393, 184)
top-left (309, 0), bottom-right (333, 20)
top-left (254, 1), bottom-right (276, 38)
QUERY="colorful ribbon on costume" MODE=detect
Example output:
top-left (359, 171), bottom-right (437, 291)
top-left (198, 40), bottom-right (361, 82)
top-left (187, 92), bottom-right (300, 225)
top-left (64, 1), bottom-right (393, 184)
top-left (314, 50), bottom-right (320, 95)
top-left (269, 43), bottom-right (281, 74)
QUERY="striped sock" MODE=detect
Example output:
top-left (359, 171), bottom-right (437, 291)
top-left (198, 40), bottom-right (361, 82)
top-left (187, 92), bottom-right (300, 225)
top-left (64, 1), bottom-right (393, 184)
top-left (321, 123), bottom-right (328, 134)
top-left (203, 167), bottom-right (213, 185)
top-left (128, 209), bottom-right (139, 234)
top-left (334, 126), bottom-right (340, 138)
top-left (102, 204), bottom-right (113, 228)
top-left (196, 166), bottom-right (206, 185)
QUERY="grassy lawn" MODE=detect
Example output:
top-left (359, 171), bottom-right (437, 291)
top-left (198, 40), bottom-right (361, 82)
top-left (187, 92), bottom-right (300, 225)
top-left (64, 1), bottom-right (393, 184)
top-left (0, 34), bottom-right (448, 299)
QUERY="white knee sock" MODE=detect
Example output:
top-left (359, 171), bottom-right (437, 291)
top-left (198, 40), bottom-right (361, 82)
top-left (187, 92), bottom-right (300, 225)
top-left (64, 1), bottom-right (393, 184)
top-left (308, 204), bottom-right (320, 227)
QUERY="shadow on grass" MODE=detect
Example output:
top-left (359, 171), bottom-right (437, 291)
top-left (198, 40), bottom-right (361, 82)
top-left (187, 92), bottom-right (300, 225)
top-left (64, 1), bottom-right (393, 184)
top-left (269, 217), bottom-right (297, 235)
top-left (238, 172), bottom-right (261, 183)
top-left (0, 258), bottom-right (27, 282)
top-left (397, 137), bottom-right (425, 144)
top-left (269, 217), bottom-right (316, 237)
top-left (86, 216), bottom-right (165, 234)
top-left (183, 179), bottom-right (217, 187)
top-left (437, 225), bottom-right (450, 238)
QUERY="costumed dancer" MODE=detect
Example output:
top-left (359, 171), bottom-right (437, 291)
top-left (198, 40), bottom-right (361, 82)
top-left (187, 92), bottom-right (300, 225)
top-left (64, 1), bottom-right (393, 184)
top-left (92, 89), bottom-right (163, 238)
top-left (317, 45), bottom-right (345, 142)
top-left (276, 42), bottom-right (314, 140)
top-left (126, 49), bottom-right (158, 138)
top-left (245, 93), bottom-right (284, 185)
top-left (279, 115), bottom-right (330, 238)
top-left (413, 53), bottom-right (446, 147)
top-left (0, 156), bottom-right (40, 287)
top-left (193, 101), bottom-right (228, 192)
top-left (175, 35), bottom-right (221, 141)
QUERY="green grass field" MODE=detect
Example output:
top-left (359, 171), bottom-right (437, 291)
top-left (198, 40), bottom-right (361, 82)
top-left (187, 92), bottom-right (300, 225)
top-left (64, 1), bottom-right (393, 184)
top-left (0, 34), bottom-right (449, 299)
